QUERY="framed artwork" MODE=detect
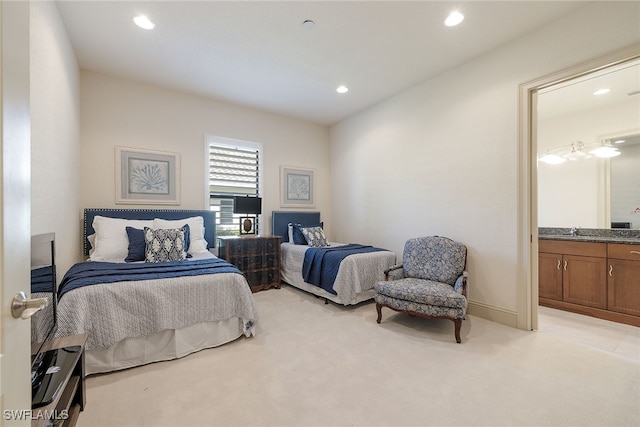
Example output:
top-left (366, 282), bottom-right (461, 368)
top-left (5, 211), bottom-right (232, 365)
top-left (115, 147), bottom-right (180, 205)
top-left (280, 166), bottom-right (315, 208)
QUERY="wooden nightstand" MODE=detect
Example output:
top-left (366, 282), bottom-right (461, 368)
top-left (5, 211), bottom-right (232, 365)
top-left (218, 235), bottom-right (281, 292)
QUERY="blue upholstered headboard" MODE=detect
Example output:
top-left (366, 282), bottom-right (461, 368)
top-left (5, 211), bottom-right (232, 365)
top-left (271, 211), bottom-right (321, 242)
top-left (83, 208), bottom-right (216, 255)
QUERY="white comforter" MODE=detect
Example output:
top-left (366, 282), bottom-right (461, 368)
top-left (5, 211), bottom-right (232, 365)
top-left (281, 242), bottom-right (396, 305)
top-left (55, 257), bottom-right (258, 352)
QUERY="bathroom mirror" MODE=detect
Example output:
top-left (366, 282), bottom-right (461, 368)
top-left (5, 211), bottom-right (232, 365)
top-left (537, 58), bottom-right (640, 229)
top-left (608, 133), bottom-right (640, 228)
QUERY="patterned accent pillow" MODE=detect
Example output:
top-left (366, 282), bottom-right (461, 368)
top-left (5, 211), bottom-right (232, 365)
top-left (289, 222), bottom-right (324, 245)
top-left (301, 226), bottom-right (328, 247)
top-left (144, 226), bottom-right (187, 262)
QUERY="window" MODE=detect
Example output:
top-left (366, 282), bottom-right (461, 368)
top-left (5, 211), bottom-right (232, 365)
top-left (206, 136), bottom-right (262, 237)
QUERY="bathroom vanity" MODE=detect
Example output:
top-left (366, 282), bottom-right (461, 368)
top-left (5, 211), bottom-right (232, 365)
top-left (539, 229), bottom-right (640, 327)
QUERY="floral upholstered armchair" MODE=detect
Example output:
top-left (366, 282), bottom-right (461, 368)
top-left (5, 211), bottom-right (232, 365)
top-left (374, 236), bottom-right (468, 343)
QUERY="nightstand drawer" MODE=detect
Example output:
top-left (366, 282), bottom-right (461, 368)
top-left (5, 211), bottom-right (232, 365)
top-left (228, 253), bottom-right (278, 270)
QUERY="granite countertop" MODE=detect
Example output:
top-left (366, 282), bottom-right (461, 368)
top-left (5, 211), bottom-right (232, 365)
top-left (539, 227), bottom-right (640, 245)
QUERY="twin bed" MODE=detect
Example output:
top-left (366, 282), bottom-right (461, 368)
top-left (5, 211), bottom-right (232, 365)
top-left (272, 211), bottom-right (396, 305)
top-left (54, 208), bottom-right (258, 375)
top-left (45, 209), bottom-right (394, 375)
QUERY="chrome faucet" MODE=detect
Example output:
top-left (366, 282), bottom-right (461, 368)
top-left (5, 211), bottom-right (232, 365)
top-left (569, 227), bottom-right (578, 236)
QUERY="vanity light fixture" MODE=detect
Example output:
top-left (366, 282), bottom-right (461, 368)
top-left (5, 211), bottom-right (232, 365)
top-left (539, 140), bottom-right (620, 164)
top-left (564, 141), bottom-right (591, 161)
top-left (336, 85), bottom-right (349, 94)
top-left (589, 142), bottom-right (621, 158)
top-left (539, 152), bottom-right (567, 165)
top-left (444, 11), bottom-right (464, 27)
top-left (134, 15), bottom-right (155, 30)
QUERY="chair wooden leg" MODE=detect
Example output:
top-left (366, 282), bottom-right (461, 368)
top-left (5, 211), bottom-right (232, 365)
top-left (376, 303), bottom-right (383, 324)
top-left (454, 319), bottom-right (462, 343)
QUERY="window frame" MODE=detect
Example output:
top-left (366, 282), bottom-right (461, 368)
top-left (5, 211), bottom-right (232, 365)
top-left (204, 135), bottom-right (263, 239)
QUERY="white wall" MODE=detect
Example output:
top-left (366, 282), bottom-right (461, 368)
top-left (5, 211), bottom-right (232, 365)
top-left (79, 71), bottom-right (330, 242)
top-left (30, 2), bottom-right (81, 277)
top-left (538, 99), bottom-right (640, 228)
top-left (329, 2), bottom-right (640, 325)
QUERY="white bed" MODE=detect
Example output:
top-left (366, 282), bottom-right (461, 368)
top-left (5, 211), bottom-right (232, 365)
top-left (273, 211), bottom-right (396, 305)
top-left (55, 209), bottom-right (259, 375)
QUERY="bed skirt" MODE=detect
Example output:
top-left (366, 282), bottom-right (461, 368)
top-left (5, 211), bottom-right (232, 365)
top-left (281, 267), bottom-right (376, 305)
top-left (86, 318), bottom-right (249, 375)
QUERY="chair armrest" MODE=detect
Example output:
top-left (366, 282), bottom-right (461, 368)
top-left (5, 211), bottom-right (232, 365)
top-left (384, 264), bottom-right (404, 281)
top-left (454, 271), bottom-right (468, 297)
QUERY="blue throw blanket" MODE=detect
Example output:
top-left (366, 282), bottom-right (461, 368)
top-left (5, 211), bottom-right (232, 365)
top-left (31, 266), bottom-right (54, 293)
top-left (59, 258), bottom-right (242, 299)
top-left (302, 244), bottom-right (387, 294)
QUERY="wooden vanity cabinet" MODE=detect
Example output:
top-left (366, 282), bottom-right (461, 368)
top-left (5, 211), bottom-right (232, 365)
top-left (538, 251), bottom-right (563, 301)
top-left (539, 239), bottom-right (640, 326)
top-left (562, 254), bottom-right (607, 309)
top-left (539, 240), bottom-right (607, 309)
top-left (607, 244), bottom-right (640, 317)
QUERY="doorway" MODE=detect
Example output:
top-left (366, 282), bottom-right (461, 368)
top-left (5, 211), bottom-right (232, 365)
top-left (518, 44), bottom-right (640, 333)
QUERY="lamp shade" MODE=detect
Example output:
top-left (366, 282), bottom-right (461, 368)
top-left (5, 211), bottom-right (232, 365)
top-left (233, 196), bottom-right (262, 214)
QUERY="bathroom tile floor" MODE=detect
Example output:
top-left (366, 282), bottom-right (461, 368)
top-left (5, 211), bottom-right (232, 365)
top-left (538, 305), bottom-right (640, 363)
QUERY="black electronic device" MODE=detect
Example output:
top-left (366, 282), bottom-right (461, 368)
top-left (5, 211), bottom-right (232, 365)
top-left (30, 232), bottom-right (69, 408)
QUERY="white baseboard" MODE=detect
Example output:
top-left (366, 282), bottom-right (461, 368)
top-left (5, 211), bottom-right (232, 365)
top-left (467, 300), bottom-right (519, 329)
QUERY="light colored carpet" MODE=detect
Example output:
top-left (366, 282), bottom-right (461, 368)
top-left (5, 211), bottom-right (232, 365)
top-left (78, 285), bottom-right (640, 427)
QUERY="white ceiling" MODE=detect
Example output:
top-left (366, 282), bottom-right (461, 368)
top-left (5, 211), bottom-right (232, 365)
top-left (56, 1), bottom-right (591, 125)
top-left (538, 59), bottom-right (640, 120)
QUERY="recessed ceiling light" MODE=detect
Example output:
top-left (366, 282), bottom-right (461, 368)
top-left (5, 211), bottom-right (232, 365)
top-left (336, 85), bottom-right (349, 94)
top-left (613, 139), bottom-right (626, 144)
top-left (134, 15), bottom-right (155, 30)
top-left (593, 88), bottom-right (610, 95)
top-left (302, 20), bottom-right (316, 30)
top-left (445, 11), bottom-right (464, 27)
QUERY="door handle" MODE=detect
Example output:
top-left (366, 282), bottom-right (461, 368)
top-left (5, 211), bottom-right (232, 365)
top-left (11, 291), bottom-right (48, 319)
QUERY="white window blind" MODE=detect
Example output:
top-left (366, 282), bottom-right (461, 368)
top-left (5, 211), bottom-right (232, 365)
top-left (207, 139), bottom-right (261, 236)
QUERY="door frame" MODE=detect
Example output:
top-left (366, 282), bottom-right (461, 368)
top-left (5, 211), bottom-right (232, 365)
top-left (1, 0), bottom-right (32, 424)
top-left (518, 43), bottom-right (640, 331)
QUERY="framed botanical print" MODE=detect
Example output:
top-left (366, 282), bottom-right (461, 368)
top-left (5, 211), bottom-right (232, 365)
top-left (280, 166), bottom-right (315, 208)
top-left (115, 147), bottom-right (180, 205)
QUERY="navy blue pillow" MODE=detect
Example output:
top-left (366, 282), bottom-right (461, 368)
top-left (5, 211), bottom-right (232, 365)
top-left (125, 226), bottom-right (146, 262)
top-left (292, 222), bottom-right (323, 245)
top-left (126, 225), bottom-right (191, 262)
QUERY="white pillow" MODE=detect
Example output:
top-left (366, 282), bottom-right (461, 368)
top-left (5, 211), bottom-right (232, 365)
top-left (87, 233), bottom-right (96, 256)
top-left (287, 223), bottom-right (294, 243)
top-left (91, 216), bottom-right (154, 262)
top-left (153, 216), bottom-right (208, 254)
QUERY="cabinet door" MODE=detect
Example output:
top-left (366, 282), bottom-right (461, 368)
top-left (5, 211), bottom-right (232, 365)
top-left (608, 259), bottom-right (640, 316)
top-left (539, 252), bottom-right (563, 301)
top-left (563, 255), bottom-right (607, 309)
